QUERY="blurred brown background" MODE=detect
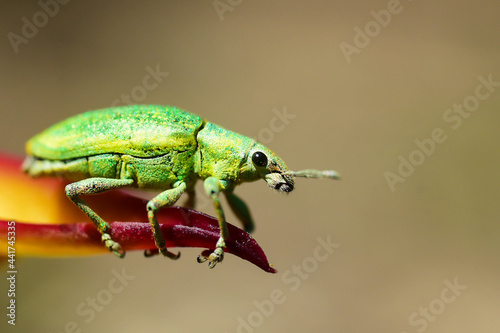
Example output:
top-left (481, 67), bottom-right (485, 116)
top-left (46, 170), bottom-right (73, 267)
top-left (1, 1), bottom-right (499, 332)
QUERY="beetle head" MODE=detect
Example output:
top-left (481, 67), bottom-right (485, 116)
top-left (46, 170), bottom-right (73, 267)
top-left (243, 144), bottom-right (295, 193)
top-left (241, 143), bottom-right (341, 193)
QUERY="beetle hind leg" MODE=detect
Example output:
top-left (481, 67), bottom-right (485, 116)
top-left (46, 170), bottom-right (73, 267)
top-left (225, 191), bottom-right (255, 233)
top-left (183, 188), bottom-right (196, 209)
top-left (65, 178), bottom-right (134, 258)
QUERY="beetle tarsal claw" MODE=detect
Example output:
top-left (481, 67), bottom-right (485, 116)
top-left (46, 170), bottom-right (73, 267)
top-left (144, 248), bottom-right (179, 259)
top-left (197, 248), bottom-right (224, 268)
top-left (159, 247), bottom-right (181, 260)
top-left (101, 234), bottom-right (125, 258)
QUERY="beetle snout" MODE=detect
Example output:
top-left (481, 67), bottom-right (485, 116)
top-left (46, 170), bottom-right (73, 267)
top-left (265, 172), bottom-right (295, 193)
top-left (276, 182), bottom-right (293, 193)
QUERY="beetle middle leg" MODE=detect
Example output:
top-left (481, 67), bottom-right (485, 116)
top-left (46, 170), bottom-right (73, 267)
top-left (146, 181), bottom-right (187, 260)
top-left (65, 178), bottom-right (134, 258)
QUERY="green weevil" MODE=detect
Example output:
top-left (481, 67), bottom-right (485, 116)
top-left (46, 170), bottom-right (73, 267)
top-left (23, 105), bottom-right (340, 268)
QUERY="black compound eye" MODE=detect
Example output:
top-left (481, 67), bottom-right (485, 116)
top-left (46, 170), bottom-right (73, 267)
top-left (252, 151), bottom-right (268, 167)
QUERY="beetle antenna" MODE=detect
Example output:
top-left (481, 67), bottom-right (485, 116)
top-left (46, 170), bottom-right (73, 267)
top-left (283, 169), bottom-right (341, 180)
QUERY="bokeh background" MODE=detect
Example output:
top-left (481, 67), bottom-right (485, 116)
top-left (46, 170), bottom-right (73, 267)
top-left (1, 1), bottom-right (499, 332)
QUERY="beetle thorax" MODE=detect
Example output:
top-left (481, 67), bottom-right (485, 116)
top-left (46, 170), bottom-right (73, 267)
top-left (194, 122), bottom-right (256, 182)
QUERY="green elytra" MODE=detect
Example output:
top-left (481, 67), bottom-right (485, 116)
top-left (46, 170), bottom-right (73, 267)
top-left (23, 105), bottom-right (340, 268)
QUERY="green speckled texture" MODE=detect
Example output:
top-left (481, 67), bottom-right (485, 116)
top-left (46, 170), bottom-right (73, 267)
top-left (196, 122), bottom-right (256, 181)
top-left (26, 105), bottom-right (204, 159)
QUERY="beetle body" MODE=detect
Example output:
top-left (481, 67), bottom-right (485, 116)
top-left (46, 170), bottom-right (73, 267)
top-left (26, 106), bottom-right (200, 186)
top-left (24, 105), bottom-right (340, 268)
top-left (25, 106), bottom-right (265, 187)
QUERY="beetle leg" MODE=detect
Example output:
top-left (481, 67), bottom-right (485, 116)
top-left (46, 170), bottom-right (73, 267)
top-left (65, 178), bottom-right (134, 258)
top-left (146, 182), bottom-right (187, 260)
top-left (225, 191), bottom-right (255, 233)
top-left (197, 177), bottom-right (229, 268)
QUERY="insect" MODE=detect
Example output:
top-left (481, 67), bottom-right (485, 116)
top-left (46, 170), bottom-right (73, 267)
top-left (23, 105), bottom-right (340, 268)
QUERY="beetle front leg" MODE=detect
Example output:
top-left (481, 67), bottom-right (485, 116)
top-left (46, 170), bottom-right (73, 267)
top-left (146, 182), bottom-right (187, 260)
top-left (197, 177), bottom-right (229, 268)
top-left (65, 178), bottom-right (134, 258)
